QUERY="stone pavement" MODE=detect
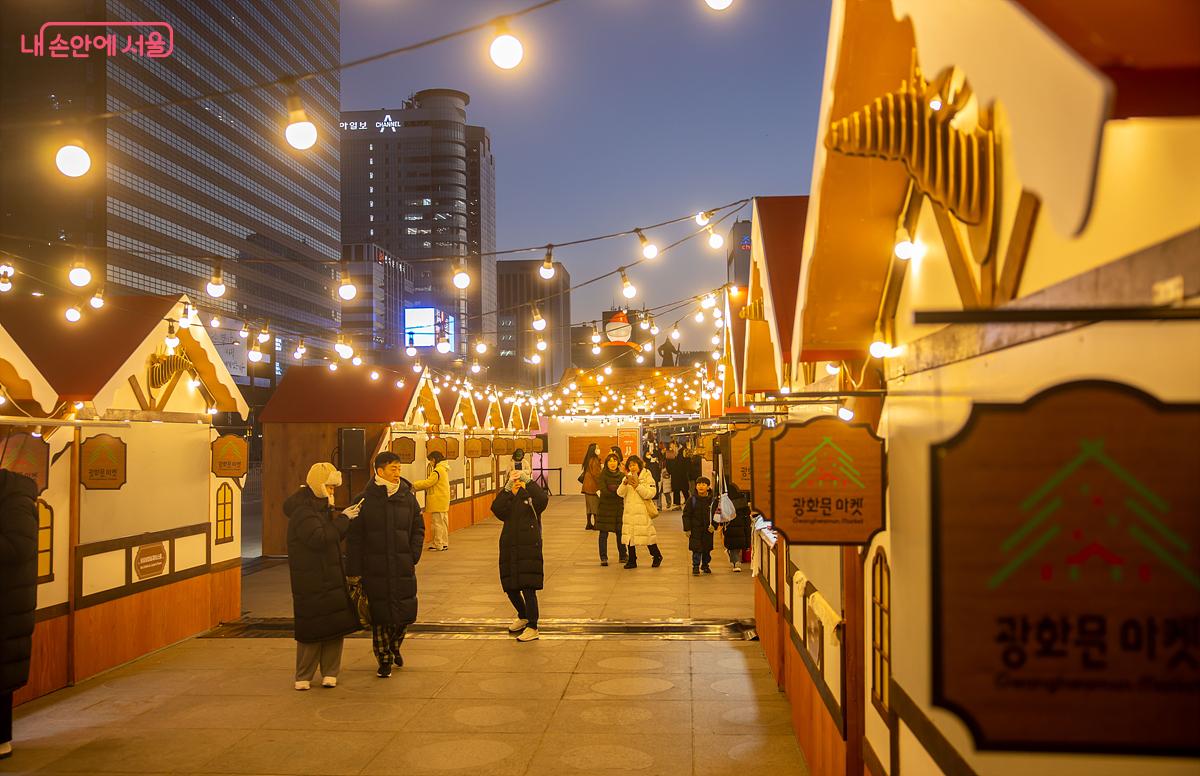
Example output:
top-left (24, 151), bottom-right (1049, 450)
top-left (6, 495), bottom-right (808, 775)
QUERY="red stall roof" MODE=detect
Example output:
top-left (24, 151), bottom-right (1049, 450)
top-left (260, 365), bottom-right (418, 424)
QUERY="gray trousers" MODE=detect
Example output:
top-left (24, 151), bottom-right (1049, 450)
top-left (295, 638), bottom-right (344, 681)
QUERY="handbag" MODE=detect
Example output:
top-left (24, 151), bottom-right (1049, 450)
top-left (645, 496), bottom-right (659, 518)
top-left (347, 577), bottom-right (371, 627)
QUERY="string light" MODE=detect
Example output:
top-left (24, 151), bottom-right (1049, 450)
top-left (257, 325), bottom-right (271, 344)
top-left (471, 361), bottom-right (481, 374)
top-left (89, 289), bottom-right (105, 309)
top-left (710, 334), bottom-right (720, 346)
top-left (412, 362), bottom-right (423, 373)
top-left (284, 85), bottom-right (317, 150)
top-left (238, 324), bottom-right (249, 340)
top-left (729, 284), bottom-right (740, 296)
top-left (436, 333), bottom-right (452, 354)
top-left (536, 336), bottom-right (547, 352)
top-left (650, 319), bottom-right (660, 336)
top-left (620, 268), bottom-right (637, 299)
top-left (328, 361), bottom-right (338, 371)
top-left (55, 144), bottom-right (91, 177)
top-left (452, 259), bottom-right (471, 290)
top-left (489, 20), bottom-right (524, 70)
top-left (838, 405), bottom-right (855, 422)
top-left (539, 245), bottom-right (556, 279)
top-left (64, 305), bottom-right (82, 323)
top-left (0, 263), bottom-right (12, 293)
top-left (67, 260), bottom-right (91, 287)
top-left (531, 306), bottom-right (547, 331)
top-left (894, 236), bottom-right (926, 261)
top-left (700, 293), bottom-right (716, 309)
top-left (248, 343), bottom-right (263, 363)
top-left (706, 227), bottom-right (724, 250)
top-left (591, 344), bottom-right (601, 355)
top-left (475, 341), bottom-right (488, 355)
top-left (693, 309), bottom-right (705, 323)
top-left (210, 314), bottom-right (221, 328)
top-left (639, 314), bottom-right (650, 331)
top-left (207, 261), bottom-right (226, 297)
top-left (695, 211), bottom-right (712, 226)
top-left (395, 379), bottom-right (406, 389)
top-left (352, 355), bottom-right (363, 366)
top-left (869, 339), bottom-right (890, 359)
top-left (635, 354), bottom-right (645, 364)
top-left (642, 341), bottom-right (652, 352)
top-left (825, 362), bottom-right (840, 376)
top-left (671, 325), bottom-right (681, 340)
top-left (634, 229), bottom-right (658, 260)
top-left (334, 335), bottom-right (354, 360)
top-left (591, 326), bottom-right (601, 344)
top-left (705, 0), bottom-right (735, 10)
top-left (337, 262), bottom-right (357, 301)
top-left (178, 303), bottom-right (193, 328)
top-left (164, 322), bottom-right (180, 349)
top-left (530, 353), bottom-right (542, 364)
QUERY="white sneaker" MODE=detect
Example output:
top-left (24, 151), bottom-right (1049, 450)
top-left (0, 741), bottom-right (12, 759)
top-left (516, 627), bottom-right (539, 642)
top-left (294, 680), bottom-right (311, 691)
top-left (427, 545), bottom-right (439, 551)
top-left (321, 676), bottom-right (337, 688)
top-left (732, 565), bottom-right (742, 573)
top-left (508, 617), bottom-right (529, 633)
top-left (440, 545), bottom-right (449, 551)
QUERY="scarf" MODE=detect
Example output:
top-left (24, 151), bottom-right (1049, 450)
top-left (375, 474), bottom-right (400, 497)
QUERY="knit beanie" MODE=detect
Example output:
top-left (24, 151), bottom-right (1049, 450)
top-left (306, 462), bottom-right (342, 503)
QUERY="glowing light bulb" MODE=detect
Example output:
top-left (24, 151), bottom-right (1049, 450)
top-left (531, 307), bottom-right (546, 331)
top-left (475, 341), bottom-right (488, 355)
top-left (695, 211), bottom-right (712, 226)
top-left (248, 344), bottom-right (263, 363)
top-left (635, 229), bottom-right (658, 259)
top-left (707, 229), bottom-right (724, 250)
top-left (90, 289), bottom-right (105, 309)
top-left (530, 353), bottom-right (542, 365)
top-left (869, 340), bottom-right (890, 359)
top-left (352, 356), bottom-right (362, 366)
top-left (207, 262), bottom-right (226, 297)
top-left (337, 264), bottom-right (357, 301)
top-left (620, 270), bottom-right (636, 299)
top-left (56, 144), bottom-right (91, 177)
top-left (334, 337), bottom-right (353, 359)
top-left (639, 316), bottom-right (650, 331)
top-left (293, 349), bottom-right (303, 360)
top-left (64, 305), bottom-right (81, 323)
top-left (539, 247), bottom-right (555, 279)
top-left (370, 370), bottom-right (380, 381)
top-left (67, 261), bottom-right (91, 287)
top-left (471, 361), bottom-right (481, 374)
top-left (929, 98), bottom-right (943, 111)
top-left (257, 327), bottom-right (270, 344)
top-left (164, 323), bottom-right (180, 349)
top-left (490, 32), bottom-right (524, 70)
top-left (238, 325), bottom-right (249, 339)
top-left (328, 361), bottom-right (338, 371)
top-left (635, 354), bottom-right (645, 364)
top-left (405, 344), bottom-right (417, 357)
top-left (671, 326), bottom-right (680, 341)
top-left (710, 334), bottom-right (720, 346)
top-left (178, 305), bottom-right (192, 328)
top-left (650, 322), bottom-right (660, 335)
top-left (591, 344), bottom-right (601, 355)
top-left (728, 285), bottom-right (740, 296)
top-left (714, 317), bottom-right (724, 329)
top-left (452, 264), bottom-right (471, 289)
top-left (210, 315), bottom-right (220, 328)
top-left (694, 310), bottom-right (705, 323)
top-left (412, 362), bottom-right (423, 373)
top-left (284, 94), bottom-right (317, 150)
top-left (825, 362), bottom-right (840, 376)
top-left (536, 338), bottom-right (547, 351)
top-left (591, 328), bottom-right (601, 344)
top-left (838, 406), bottom-right (855, 422)
top-left (436, 336), bottom-right (452, 354)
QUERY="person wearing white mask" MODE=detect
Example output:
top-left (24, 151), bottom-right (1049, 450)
top-left (284, 462), bottom-right (363, 690)
top-left (347, 451), bottom-right (424, 677)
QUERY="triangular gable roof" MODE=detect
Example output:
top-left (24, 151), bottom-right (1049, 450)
top-left (526, 404), bottom-right (541, 433)
top-left (406, 372), bottom-right (445, 427)
top-left (436, 386), bottom-right (459, 428)
top-left (260, 365), bottom-right (417, 424)
top-left (486, 396), bottom-right (504, 430)
top-left (0, 293), bottom-right (178, 403)
top-left (751, 196), bottom-right (808, 391)
top-left (510, 402), bottom-right (527, 431)
top-left (455, 391), bottom-right (481, 429)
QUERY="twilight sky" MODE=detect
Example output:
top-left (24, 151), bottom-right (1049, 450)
top-left (340, 0), bottom-right (830, 350)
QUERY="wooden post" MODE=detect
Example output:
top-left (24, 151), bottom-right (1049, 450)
top-left (66, 426), bottom-right (81, 686)
top-left (843, 545), bottom-right (866, 776)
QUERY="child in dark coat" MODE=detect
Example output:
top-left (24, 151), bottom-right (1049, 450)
top-left (682, 476), bottom-right (716, 575)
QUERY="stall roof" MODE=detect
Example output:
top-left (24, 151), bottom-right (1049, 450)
top-left (0, 294), bottom-right (179, 402)
top-left (435, 385), bottom-right (459, 427)
top-left (756, 196), bottom-right (808, 367)
top-left (260, 365), bottom-right (418, 424)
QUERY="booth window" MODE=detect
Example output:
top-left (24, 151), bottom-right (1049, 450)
top-left (215, 483), bottom-right (234, 544)
top-left (36, 499), bottom-right (53, 583)
top-left (872, 548), bottom-right (891, 715)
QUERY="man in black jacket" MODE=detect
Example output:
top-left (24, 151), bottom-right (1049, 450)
top-left (347, 451), bottom-right (424, 677)
top-left (666, 443), bottom-right (690, 509)
top-left (0, 470), bottom-right (37, 760)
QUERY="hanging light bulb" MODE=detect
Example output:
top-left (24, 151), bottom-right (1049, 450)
top-left (207, 261), bottom-right (226, 297)
top-left (489, 20), bottom-right (524, 70)
top-left (238, 324), bottom-right (249, 339)
top-left (707, 228), bottom-right (724, 250)
top-left (650, 320), bottom-right (660, 336)
top-left (64, 305), bottom-right (82, 323)
top-left (701, 293), bottom-right (716, 309)
top-left (695, 210), bottom-right (713, 226)
top-left (728, 284), bottom-right (741, 296)
top-left (620, 269), bottom-right (637, 299)
top-left (412, 362), bottom-right (423, 373)
top-left (67, 260), bottom-right (92, 287)
top-left (539, 245), bottom-right (556, 279)
top-left (714, 317), bottom-right (725, 329)
top-left (634, 229), bottom-right (658, 260)
top-left (530, 353), bottom-right (542, 365)
top-left (396, 379), bottom-right (406, 389)
top-left (352, 355), bottom-right (363, 366)
top-left (639, 314), bottom-right (650, 331)
top-left (642, 341), bottom-right (652, 352)
top-left (178, 303), bottom-right (192, 329)
top-left (471, 361), bottom-right (481, 374)
top-left (536, 337), bottom-right (547, 352)
top-left (210, 314), bottom-right (221, 328)
top-left (334, 335), bottom-right (354, 360)
top-left (328, 361), bottom-right (338, 372)
top-left (838, 406), bottom-right (855, 422)
top-left (452, 260), bottom-right (471, 290)
top-left (710, 334), bottom-right (720, 346)
top-left (869, 339), bottom-right (890, 359)
top-left (590, 326), bottom-right (601, 344)
top-left (257, 325), bottom-right (270, 344)
top-left (591, 344), bottom-right (601, 356)
top-left (635, 354), bottom-right (645, 364)
top-left (248, 343), bottom-right (263, 363)
top-left (825, 362), bottom-right (840, 376)
top-left (293, 347), bottom-right (304, 360)
top-left (284, 87), bottom-right (318, 150)
top-left (0, 265), bottom-right (12, 293)
top-left (89, 288), bottom-right (105, 309)
top-left (55, 144), bottom-right (92, 177)
top-left (704, 0), bottom-right (735, 10)
top-left (436, 333), bottom-right (452, 354)
top-left (568, 381), bottom-right (578, 391)
top-left (531, 306), bottom-right (547, 331)
top-left (694, 309), bottom-right (705, 323)
top-left (475, 341), bottom-right (488, 355)
top-left (337, 262), bottom-right (357, 301)
top-left (713, 306), bottom-right (723, 319)
top-left (671, 325), bottom-right (681, 340)
top-left (603, 366), bottom-right (613, 375)
top-left (164, 322), bottom-right (180, 349)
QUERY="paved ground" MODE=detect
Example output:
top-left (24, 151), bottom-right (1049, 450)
top-left (7, 495), bottom-right (808, 775)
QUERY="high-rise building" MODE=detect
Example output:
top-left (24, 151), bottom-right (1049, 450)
top-left (0, 0), bottom-right (342, 408)
top-left (726, 219), bottom-right (753, 289)
top-left (340, 243), bottom-right (413, 353)
top-left (340, 91), bottom-right (496, 360)
top-left (495, 259), bottom-right (570, 389)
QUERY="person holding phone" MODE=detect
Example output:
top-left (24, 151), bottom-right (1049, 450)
top-left (618, 455), bottom-right (662, 569)
top-left (491, 469), bottom-right (549, 642)
top-left (284, 462), bottom-right (362, 690)
top-left (412, 450), bottom-right (451, 551)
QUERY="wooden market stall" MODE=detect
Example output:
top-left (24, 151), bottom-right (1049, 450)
top-left (0, 293), bottom-right (249, 702)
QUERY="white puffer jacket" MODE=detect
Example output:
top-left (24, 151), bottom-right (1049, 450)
top-left (618, 468), bottom-right (658, 547)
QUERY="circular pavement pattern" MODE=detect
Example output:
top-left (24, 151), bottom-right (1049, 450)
top-left (453, 704), bottom-right (528, 727)
top-left (580, 705), bottom-right (655, 726)
top-left (595, 656), bottom-right (665, 671)
top-left (559, 744), bottom-right (655, 770)
top-left (404, 739), bottom-right (515, 770)
top-left (590, 677), bottom-right (677, 696)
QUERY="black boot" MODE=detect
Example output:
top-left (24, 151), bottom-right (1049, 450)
top-left (692, 566), bottom-right (700, 576)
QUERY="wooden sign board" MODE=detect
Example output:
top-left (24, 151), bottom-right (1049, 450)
top-left (769, 417), bottom-right (886, 545)
top-left (0, 431), bottom-right (50, 494)
top-left (425, 437), bottom-right (448, 458)
top-left (493, 437), bottom-right (515, 456)
top-left (529, 436), bottom-right (545, 453)
top-left (81, 434), bottom-right (127, 490)
top-left (932, 381), bottom-right (1200, 756)
top-left (478, 438), bottom-right (492, 457)
top-left (749, 424), bottom-right (786, 510)
top-left (210, 434), bottom-right (248, 478)
top-left (134, 542), bottom-right (167, 580)
top-left (465, 438), bottom-right (483, 458)
top-left (390, 436), bottom-right (416, 464)
top-left (568, 436), bottom-right (618, 465)
top-left (728, 425), bottom-right (754, 491)
top-left (445, 437), bottom-right (460, 460)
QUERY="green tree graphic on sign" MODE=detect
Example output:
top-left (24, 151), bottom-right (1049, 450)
top-left (791, 436), bottom-right (865, 489)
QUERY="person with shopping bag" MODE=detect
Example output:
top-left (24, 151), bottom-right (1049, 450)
top-left (284, 462), bottom-right (362, 690)
top-left (579, 443), bottom-right (602, 531)
top-left (714, 480), bottom-right (753, 572)
top-left (618, 455), bottom-right (662, 569)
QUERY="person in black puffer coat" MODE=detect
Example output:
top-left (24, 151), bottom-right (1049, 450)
top-left (0, 469), bottom-right (37, 760)
top-left (594, 453), bottom-right (627, 566)
top-left (718, 481), bottom-right (753, 572)
top-left (284, 462), bottom-right (362, 691)
top-left (682, 476), bottom-right (716, 575)
top-left (346, 451), bottom-right (424, 678)
top-left (492, 469), bottom-right (549, 642)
